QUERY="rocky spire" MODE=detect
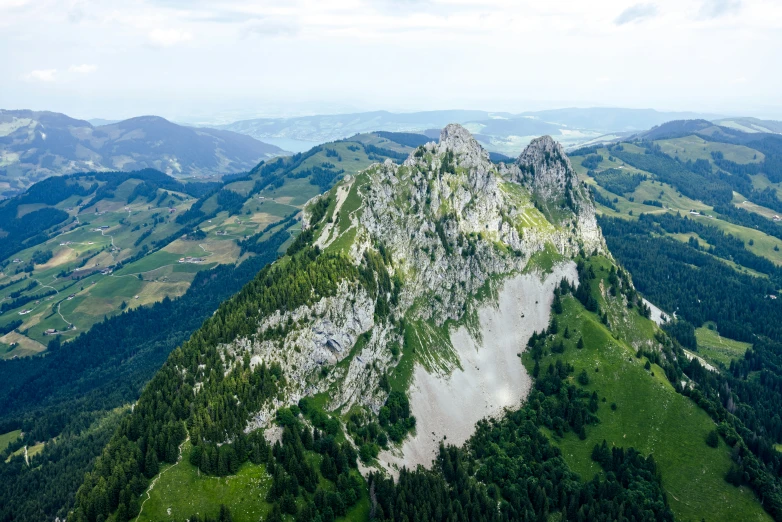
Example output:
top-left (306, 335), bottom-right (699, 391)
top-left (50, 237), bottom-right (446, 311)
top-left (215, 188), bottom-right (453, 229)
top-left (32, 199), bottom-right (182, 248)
top-left (437, 123), bottom-right (490, 170)
top-left (515, 135), bottom-right (577, 203)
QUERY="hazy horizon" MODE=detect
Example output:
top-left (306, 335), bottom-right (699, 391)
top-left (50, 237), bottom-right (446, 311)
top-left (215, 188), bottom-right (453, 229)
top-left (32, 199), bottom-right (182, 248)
top-left (2, 0), bottom-right (781, 123)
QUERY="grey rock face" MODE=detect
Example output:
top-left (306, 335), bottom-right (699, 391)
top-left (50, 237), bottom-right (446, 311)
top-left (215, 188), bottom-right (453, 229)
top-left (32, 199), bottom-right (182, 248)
top-left (227, 124), bottom-right (607, 431)
top-left (502, 134), bottom-right (606, 254)
top-left (436, 123), bottom-right (491, 170)
top-left (515, 135), bottom-right (575, 202)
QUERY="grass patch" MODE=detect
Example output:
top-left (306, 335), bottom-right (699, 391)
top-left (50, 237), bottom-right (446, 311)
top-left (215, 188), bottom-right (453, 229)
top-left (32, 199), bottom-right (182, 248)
top-left (0, 429), bottom-right (21, 452)
top-left (656, 135), bottom-right (763, 165)
top-left (135, 441), bottom-right (272, 522)
top-left (339, 490), bottom-right (370, 521)
top-left (695, 323), bottom-right (752, 367)
top-left (750, 174), bottom-right (782, 200)
top-left (337, 174), bottom-right (366, 234)
top-left (112, 251), bottom-right (184, 276)
top-left (732, 192), bottom-right (780, 221)
top-left (691, 213), bottom-right (782, 266)
top-left (6, 441), bottom-right (45, 463)
top-left (524, 243), bottom-right (566, 275)
top-left (326, 226), bottom-right (357, 255)
top-left (27, 441), bottom-right (45, 459)
top-left (401, 318), bottom-right (458, 376)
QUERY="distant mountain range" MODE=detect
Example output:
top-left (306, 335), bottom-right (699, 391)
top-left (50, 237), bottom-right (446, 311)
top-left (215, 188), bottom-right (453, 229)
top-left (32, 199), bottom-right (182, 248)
top-left (0, 110), bottom-right (285, 197)
top-left (713, 117), bottom-right (782, 135)
top-left (218, 107), bottom-right (728, 155)
top-left (629, 118), bottom-right (782, 143)
top-left (6, 107), bottom-right (781, 200)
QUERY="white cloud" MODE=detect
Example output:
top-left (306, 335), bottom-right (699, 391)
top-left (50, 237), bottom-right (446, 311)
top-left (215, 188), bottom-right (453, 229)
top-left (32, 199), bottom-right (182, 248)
top-left (69, 63), bottom-right (97, 73)
top-left (0, 0), bottom-right (31, 9)
top-left (243, 17), bottom-right (298, 37)
top-left (25, 69), bottom-right (57, 82)
top-left (699, 0), bottom-right (742, 19)
top-left (147, 27), bottom-right (192, 46)
top-left (614, 3), bottom-right (658, 25)
top-left (2, 0), bottom-right (781, 119)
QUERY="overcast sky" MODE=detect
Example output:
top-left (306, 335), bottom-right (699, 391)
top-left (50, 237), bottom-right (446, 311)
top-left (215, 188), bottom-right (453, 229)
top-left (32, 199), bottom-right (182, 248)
top-left (1, 0), bottom-right (780, 123)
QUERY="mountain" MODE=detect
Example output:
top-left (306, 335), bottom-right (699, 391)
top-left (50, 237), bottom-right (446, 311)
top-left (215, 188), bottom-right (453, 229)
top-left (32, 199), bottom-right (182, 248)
top-left (519, 107), bottom-right (724, 133)
top-left (65, 125), bottom-right (773, 522)
top-left (87, 118), bottom-right (120, 127)
top-left (0, 110), bottom-right (286, 197)
top-left (220, 108), bottom-right (724, 157)
top-left (0, 133), bottom-right (425, 521)
top-left (714, 117), bottom-right (782, 135)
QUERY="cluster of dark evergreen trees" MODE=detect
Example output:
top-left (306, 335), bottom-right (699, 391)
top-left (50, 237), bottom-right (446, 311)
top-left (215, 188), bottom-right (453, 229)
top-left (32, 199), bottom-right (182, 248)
top-left (591, 168), bottom-right (646, 196)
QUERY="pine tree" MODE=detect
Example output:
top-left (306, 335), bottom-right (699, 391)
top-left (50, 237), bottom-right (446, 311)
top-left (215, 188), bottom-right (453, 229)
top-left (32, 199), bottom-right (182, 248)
top-left (144, 446), bottom-right (159, 478)
top-left (218, 504), bottom-right (233, 522)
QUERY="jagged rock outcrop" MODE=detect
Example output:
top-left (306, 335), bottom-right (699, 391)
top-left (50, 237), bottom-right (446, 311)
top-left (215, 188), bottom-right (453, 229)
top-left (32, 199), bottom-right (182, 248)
top-left (503, 135), bottom-right (605, 254)
top-left (435, 123), bottom-right (491, 170)
top-left (514, 135), bottom-right (575, 201)
top-left (221, 125), bottom-right (607, 465)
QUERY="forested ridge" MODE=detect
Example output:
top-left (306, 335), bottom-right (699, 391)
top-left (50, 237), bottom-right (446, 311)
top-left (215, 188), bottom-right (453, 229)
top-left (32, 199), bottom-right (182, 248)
top-left (67, 197), bottom-right (395, 520)
top-left (0, 224), bottom-right (293, 522)
top-left (0, 136), bottom-right (413, 522)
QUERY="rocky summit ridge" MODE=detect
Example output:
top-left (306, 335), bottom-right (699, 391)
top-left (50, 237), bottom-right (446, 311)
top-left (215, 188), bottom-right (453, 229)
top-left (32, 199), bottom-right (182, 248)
top-left (225, 124), bottom-right (605, 466)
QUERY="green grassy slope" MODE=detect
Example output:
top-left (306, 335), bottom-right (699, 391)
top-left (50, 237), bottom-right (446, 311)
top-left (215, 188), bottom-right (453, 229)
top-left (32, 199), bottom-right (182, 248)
top-left (695, 323), bottom-right (752, 368)
top-left (0, 430), bottom-right (20, 452)
top-left (571, 140), bottom-right (782, 273)
top-left (524, 257), bottom-right (771, 521)
top-left (135, 441), bottom-right (273, 522)
top-left (135, 440), bottom-right (370, 522)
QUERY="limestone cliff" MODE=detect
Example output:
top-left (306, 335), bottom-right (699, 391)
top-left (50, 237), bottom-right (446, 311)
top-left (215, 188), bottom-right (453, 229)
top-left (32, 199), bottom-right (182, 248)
top-left (223, 125), bottom-right (606, 468)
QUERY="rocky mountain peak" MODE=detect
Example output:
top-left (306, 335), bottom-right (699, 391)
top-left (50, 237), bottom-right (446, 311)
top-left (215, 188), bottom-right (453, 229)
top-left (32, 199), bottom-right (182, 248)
top-left (515, 134), bottom-right (577, 202)
top-left (521, 134), bottom-right (561, 156)
top-left (436, 123), bottom-right (490, 169)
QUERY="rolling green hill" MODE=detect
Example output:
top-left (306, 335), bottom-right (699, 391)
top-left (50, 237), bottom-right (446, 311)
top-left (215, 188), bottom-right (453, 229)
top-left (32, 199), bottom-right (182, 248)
top-left (0, 134), bottom-right (419, 360)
